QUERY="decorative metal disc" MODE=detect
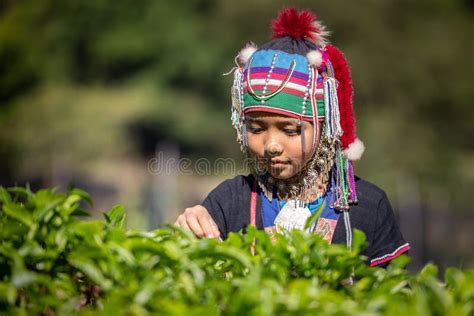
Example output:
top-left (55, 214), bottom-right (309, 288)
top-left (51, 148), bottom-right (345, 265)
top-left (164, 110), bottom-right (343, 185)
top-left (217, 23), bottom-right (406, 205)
top-left (274, 200), bottom-right (312, 233)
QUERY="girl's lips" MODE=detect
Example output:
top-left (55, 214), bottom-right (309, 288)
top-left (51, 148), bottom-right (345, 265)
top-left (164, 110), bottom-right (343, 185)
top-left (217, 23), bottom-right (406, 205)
top-left (270, 159), bottom-right (290, 164)
top-left (256, 158), bottom-right (291, 170)
top-left (270, 164), bottom-right (287, 170)
top-left (270, 159), bottom-right (290, 169)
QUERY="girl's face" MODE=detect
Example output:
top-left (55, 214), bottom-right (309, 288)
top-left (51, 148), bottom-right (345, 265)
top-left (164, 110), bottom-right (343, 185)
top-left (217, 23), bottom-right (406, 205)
top-left (245, 111), bottom-right (320, 179)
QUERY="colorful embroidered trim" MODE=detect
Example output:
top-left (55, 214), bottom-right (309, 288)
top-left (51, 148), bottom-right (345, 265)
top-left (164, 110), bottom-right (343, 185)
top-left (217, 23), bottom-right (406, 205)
top-left (369, 243), bottom-right (411, 266)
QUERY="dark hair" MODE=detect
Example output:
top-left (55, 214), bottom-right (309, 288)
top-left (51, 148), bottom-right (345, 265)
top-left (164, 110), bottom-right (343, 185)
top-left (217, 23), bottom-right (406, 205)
top-left (259, 36), bottom-right (318, 55)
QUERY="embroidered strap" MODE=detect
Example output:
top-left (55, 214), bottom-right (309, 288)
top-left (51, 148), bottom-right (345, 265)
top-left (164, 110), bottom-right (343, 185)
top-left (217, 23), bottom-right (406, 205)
top-left (250, 179), bottom-right (258, 227)
top-left (249, 179), bottom-right (258, 255)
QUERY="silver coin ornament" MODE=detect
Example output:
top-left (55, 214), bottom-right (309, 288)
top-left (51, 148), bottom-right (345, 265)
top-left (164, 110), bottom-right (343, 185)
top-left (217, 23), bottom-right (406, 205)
top-left (274, 200), bottom-right (313, 234)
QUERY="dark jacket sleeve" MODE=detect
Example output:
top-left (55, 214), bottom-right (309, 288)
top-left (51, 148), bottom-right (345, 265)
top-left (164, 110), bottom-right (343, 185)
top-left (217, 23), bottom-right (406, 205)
top-left (201, 179), bottom-right (233, 239)
top-left (201, 175), bottom-right (255, 239)
top-left (366, 192), bottom-right (410, 267)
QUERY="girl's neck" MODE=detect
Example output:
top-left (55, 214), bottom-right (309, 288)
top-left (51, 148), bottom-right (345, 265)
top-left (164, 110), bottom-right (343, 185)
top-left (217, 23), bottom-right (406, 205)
top-left (276, 175), bottom-right (328, 202)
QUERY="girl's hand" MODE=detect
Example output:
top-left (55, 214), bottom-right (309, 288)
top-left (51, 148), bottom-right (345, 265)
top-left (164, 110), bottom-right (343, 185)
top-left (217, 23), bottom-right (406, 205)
top-left (174, 205), bottom-right (221, 239)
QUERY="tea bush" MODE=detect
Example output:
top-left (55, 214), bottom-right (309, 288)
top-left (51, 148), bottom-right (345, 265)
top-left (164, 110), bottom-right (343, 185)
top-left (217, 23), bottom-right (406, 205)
top-left (0, 186), bottom-right (472, 315)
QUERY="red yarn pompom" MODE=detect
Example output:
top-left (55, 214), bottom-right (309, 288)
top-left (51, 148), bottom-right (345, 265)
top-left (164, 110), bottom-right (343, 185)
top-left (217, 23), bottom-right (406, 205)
top-left (271, 8), bottom-right (319, 40)
top-left (326, 44), bottom-right (356, 149)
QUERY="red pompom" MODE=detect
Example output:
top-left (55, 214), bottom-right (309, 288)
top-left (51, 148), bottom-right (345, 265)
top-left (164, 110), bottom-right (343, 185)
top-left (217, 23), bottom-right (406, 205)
top-left (271, 8), bottom-right (319, 40)
top-left (325, 44), bottom-right (356, 150)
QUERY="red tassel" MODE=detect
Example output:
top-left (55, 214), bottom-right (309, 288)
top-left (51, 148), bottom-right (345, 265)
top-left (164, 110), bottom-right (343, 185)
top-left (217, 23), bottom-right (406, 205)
top-left (271, 8), bottom-right (319, 41)
top-left (326, 45), bottom-right (356, 150)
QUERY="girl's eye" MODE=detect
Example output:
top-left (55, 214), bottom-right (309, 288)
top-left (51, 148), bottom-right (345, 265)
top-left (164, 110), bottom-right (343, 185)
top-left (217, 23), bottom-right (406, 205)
top-left (284, 129), bottom-right (301, 136)
top-left (249, 127), bottom-right (263, 133)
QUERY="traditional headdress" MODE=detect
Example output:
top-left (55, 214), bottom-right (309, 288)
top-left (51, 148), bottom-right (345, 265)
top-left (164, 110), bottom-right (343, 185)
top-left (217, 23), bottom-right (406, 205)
top-left (229, 8), bottom-right (364, 211)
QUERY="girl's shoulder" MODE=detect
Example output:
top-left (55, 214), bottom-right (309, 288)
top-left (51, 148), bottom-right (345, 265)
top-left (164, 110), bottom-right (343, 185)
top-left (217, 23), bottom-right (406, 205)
top-left (354, 177), bottom-right (388, 205)
top-left (208, 174), bottom-right (255, 197)
top-left (349, 177), bottom-right (395, 223)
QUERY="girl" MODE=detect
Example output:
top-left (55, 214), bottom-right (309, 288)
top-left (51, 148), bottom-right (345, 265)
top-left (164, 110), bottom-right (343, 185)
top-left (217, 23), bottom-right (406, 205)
top-left (175, 8), bottom-right (409, 267)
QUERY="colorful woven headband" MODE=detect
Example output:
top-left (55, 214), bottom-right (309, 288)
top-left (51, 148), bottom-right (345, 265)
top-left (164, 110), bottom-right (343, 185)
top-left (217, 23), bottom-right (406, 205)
top-left (230, 7), bottom-right (365, 160)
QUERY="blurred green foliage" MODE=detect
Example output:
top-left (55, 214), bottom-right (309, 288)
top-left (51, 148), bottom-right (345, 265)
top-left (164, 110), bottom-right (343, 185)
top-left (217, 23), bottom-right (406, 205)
top-left (0, 0), bottom-right (472, 211)
top-left (0, 185), bottom-right (473, 315)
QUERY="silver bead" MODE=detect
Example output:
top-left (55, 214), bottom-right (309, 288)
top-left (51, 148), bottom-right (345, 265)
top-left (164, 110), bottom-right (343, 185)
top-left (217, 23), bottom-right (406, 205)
top-left (277, 181), bottom-right (286, 191)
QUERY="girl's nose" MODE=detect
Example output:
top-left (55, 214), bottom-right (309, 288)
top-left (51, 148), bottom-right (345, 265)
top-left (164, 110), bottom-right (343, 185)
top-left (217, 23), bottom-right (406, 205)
top-left (265, 141), bottom-right (283, 157)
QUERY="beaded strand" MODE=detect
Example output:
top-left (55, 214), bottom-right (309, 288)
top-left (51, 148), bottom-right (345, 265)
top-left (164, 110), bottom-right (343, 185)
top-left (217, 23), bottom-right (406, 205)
top-left (301, 62), bottom-right (313, 116)
top-left (261, 53), bottom-right (279, 103)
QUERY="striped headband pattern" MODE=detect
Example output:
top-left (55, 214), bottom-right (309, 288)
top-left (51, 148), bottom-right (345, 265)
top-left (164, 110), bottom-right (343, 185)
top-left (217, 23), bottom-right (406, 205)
top-left (242, 49), bottom-right (326, 121)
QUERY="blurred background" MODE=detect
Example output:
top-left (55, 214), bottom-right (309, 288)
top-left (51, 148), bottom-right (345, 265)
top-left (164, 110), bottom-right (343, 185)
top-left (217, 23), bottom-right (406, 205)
top-left (0, 0), bottom-right (472, 271)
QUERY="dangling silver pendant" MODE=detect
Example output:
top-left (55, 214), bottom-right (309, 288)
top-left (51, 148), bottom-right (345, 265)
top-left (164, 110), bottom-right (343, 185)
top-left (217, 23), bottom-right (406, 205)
top-left (274, 200), bottom-right (312, 233)
top-left (277, 181), bottom-right (286, 192)
top-left (317, 158), bottom-right (325, 166)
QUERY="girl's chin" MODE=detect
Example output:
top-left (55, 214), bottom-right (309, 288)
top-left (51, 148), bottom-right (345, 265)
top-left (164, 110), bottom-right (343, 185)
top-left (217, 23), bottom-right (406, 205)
top-left (268, 168), bottom-right (297, 180)
top-left (254, 162), bottom-right (298, 179)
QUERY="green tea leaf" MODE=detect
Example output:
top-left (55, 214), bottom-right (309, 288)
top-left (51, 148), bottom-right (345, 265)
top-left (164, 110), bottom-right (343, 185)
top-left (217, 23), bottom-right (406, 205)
top-left (388, 254), bottom-right (411, 269)
top-left (420, 263), bottom-right (439, 279)
top-left (0, 187), bottom-right (11, 204)
top-left (351, 229), bottom-right (367, 254)
top-left (69, 187), bottom-right (93, 206)
top-left (71, 207), bottom-right (90, 217)
top-left (12, 271), bottom-right (39, 288)
top-left (103, 205), bottom-right (126, 229)
top-left (0, 185), bottom-right (472, 315)
top-left (2, 202), bottom-right (33, 227)
top-left (68, 255), bottom-right (112, 290)
top-left (0, 282), bottom-right (17, 305)
top-left (304, 200), bottom-right (325, 230)
top-left (7, 185), bottom-right (33, 200)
